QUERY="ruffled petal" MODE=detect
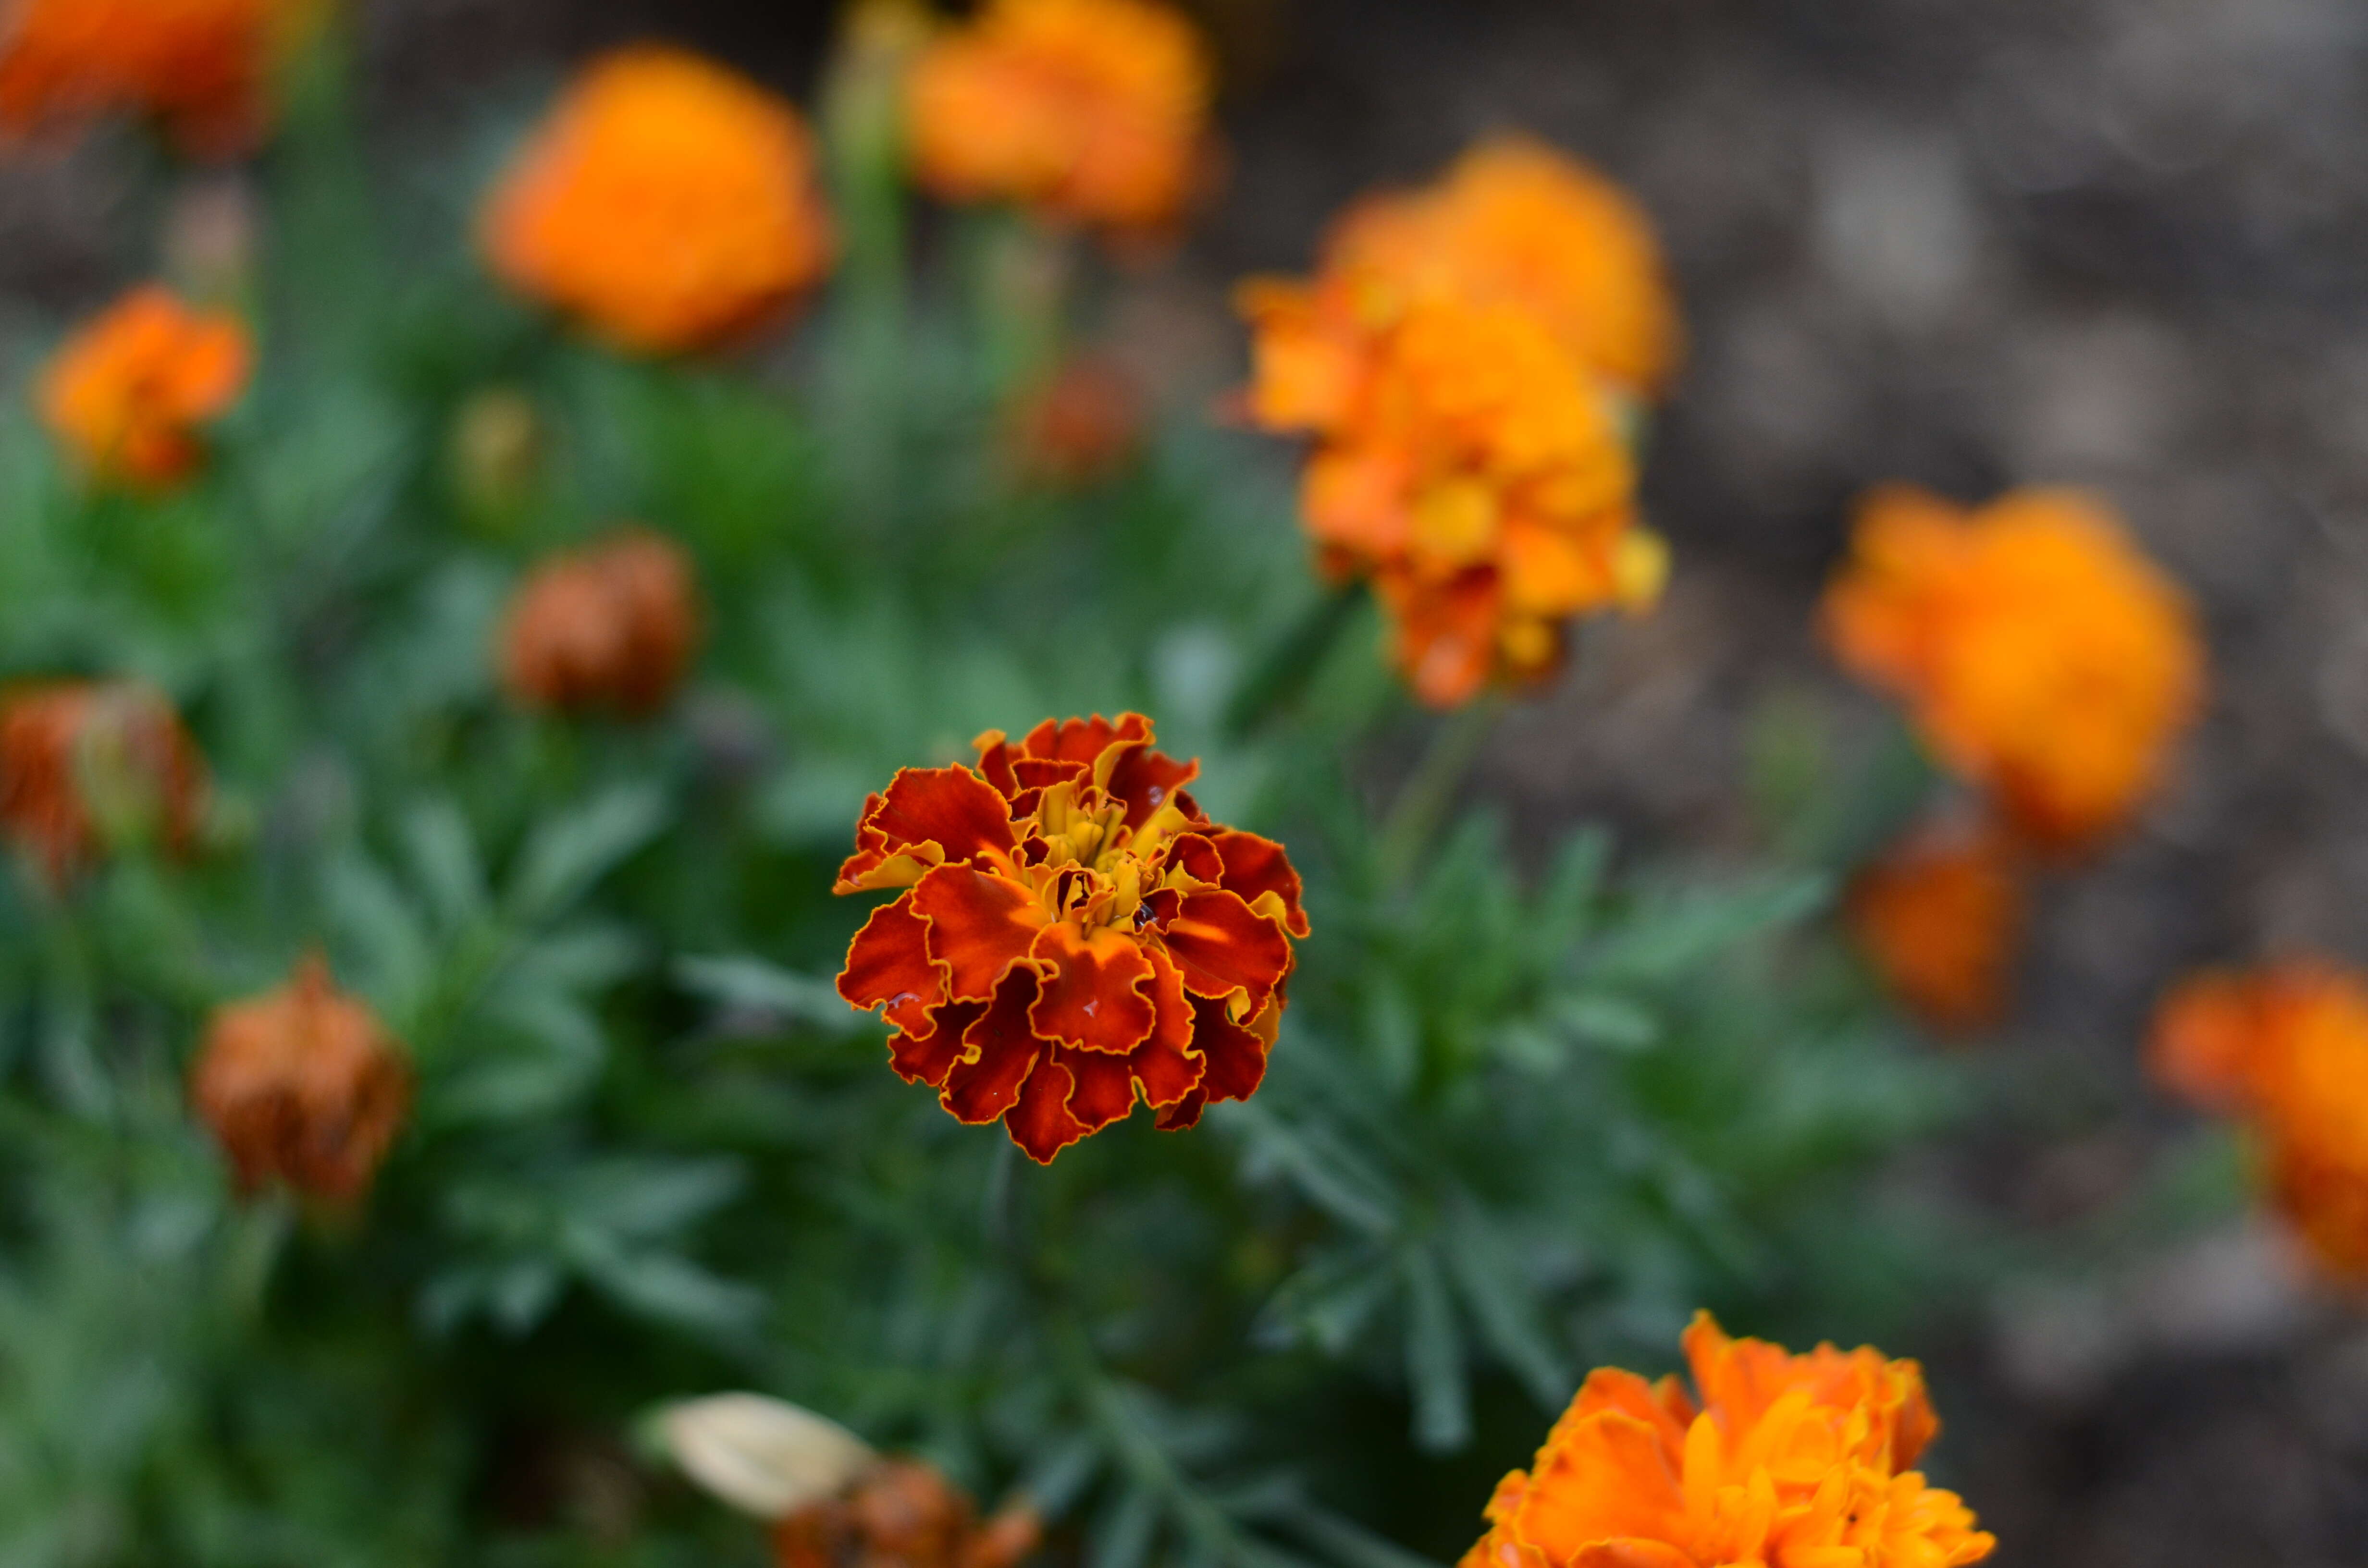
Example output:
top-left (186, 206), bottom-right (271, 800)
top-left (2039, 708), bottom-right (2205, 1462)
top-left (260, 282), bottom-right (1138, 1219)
top-left (1188, 992), bottom-right (1270, 1105)
top-left (1163, 832), bottom-right (1226, 889)
top-left (1153, 1088), bottom-right (1205, 1131)
top-left (1027, 922), bottom-right (1158, 1053)
top-left (973, 729), bottom-right (1021, 798)
top-left (887, 1000), bottom-right (984, 1087)
top-left (837, 895), bottom-right (943, 1034)
top-left (840, 766), bottom-right (1017, 893)
top-left (1129, 947), bottom-right (1203, 1108)
top-left (942, 970), bottom-right (1046, 1124)
top-left (1104, 737), bottom-right (1197, 826)
top-left (913, 863), bottom-right (1047, 1002)
top-left (1209, 829), bottom-right (1309, 937)
top-left (1004, 1048), bottom-right (1090, 1163)
top-left (1059, 1046), bottom-right (1138, 1132)
top-left (1506, 1411), bottom-right (1689, 1559)
top-left (1159, 888), bottom-right (1293, 1015)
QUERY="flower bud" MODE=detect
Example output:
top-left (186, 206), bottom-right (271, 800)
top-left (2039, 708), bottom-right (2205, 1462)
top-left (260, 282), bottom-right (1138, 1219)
top-left (499, 529), bottom-right (702, 719)
top-left (0, 680), bottom-right (208, 883)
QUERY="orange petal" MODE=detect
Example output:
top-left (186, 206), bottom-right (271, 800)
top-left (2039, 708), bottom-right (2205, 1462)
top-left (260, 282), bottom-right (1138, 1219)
top-left (1005, 1048), bottom-right (1090, 1163)
top-left (1187, 992), bottom-right (1270, 1105)
top-left (1059, 1045), bottom-right (1139, 1132)
top-left (864, 766), bottom-right (1017, 867)
top-left (1027, 922), bottom-right (1158, 1053)
top-left (942, 970), bottom-right (1046, 1125)
top-left (913, 864), bottom-right (1048, 1002)
top-left (1209, 829), bottom-right (1309, 938)
top-left (1505, 1411), bottom-right (1688, 1560)
top-left (1158, 889), bottom-right (1293, 1014)
top-left (1569, 1544), bottom-right (1696, 1568)
top-left (888, 1000), bottom-right (985, 1087)
top-left (838, 895), bottom-right (943, 1035)
top-left (1129, 947), bottom-right (1203, 1108)
top-left (1165, 833), bottom-right (1226, 888)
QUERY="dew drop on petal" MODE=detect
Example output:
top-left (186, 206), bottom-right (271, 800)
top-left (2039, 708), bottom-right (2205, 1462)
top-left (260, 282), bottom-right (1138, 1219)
top-left (1147, 786), bottom-right (1164, 805)
top-left (1083, 1000), bottom-right (1099, 1017)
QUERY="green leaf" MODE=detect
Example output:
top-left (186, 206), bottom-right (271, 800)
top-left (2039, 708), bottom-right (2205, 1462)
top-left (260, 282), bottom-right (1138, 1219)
top-left (505, 784), bottom-right (670, 923)
top-left (675, 954), bottom-right (867, 1034)
top-left (1400, 1245), bottom-right (1468, 1453)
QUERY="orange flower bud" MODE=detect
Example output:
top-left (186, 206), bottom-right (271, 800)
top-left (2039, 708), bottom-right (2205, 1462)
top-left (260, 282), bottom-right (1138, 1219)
top-left (1822, 486), bottom-right (2204, 856)
top-left (1461, 1312), bottom-right (1993, 1568)
top-left (774, 1460), bottom-right (1039, 1568)
top-left (1847, 818), bottom-right (2027, 1033)
top-left (498, 529), bottom-right (702, 719)
top-left (38, 285), bottom-right (251, 491)
top-left (1011, 354), bottom-right (1142, 487)
top-left (0, 0), bottom-right (315, 157)
top-left (835, 714), bottom-right (1305, 1163)
top-left (0, 680), bottom-right (207, 883)
top-left (481, 47), bottom-right (838, 355)
top-left (190, 953), bottom-right (410, 1202)
top-left (904, 0), bottom-right (1213, 236)
top-left (2149, 963), bottom-right (2368, 1283)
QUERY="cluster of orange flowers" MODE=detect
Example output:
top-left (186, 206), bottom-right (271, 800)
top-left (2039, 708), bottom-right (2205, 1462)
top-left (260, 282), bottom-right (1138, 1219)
top-left (1827, 487), bottom-right (2206, 1031)
top-left (1239, 137), bottom-right (1680, 707)
top-left (39, 285), bottom-right (251, 491)
top-left (2150, 963), bottom-right (2368, 1281)
top-left (1463, 1312), bottom-right (1992, 1568)
top-left (835, 713), bottom-right (1305, 1162)
top-left (0, 0), bottom-right (313, 156)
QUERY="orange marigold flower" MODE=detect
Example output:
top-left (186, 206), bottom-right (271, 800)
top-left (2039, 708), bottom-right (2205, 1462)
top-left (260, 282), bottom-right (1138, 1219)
top-left (904, 0), bottom-right (1212, 235)
top-left (0, 679), bottom-right (207, 883)
top-left (190, 953), bottom-right (411, 1201)
top-left (498, 528), bottom-right (702, 719)
top-left (38, 285), bottom-right (251, 491)
top-left (481, 46), bottom-right (838, 355)
top-left (1241, 285), bottom-right (1653, 707)
top-left (1320, 136), bottom-right (1681, 400)
top-left (2149, 963), bottom-right (2368, 1281)
top-left (834, 713), bottom-right (1306, 1163)
top-left (1461, 1311), bottom-right (1994, 1568)
top-left (1011, 353), bottom-right (1143, 488)
top-left (1822, 486), bottom-right (2204, 855)
top-left (1847, 818), bottom-right (2027, 1033)
top-left (774, 1459), bottom-right (1041, 1568)
top-left (0, 0), bottom-right (314, 157)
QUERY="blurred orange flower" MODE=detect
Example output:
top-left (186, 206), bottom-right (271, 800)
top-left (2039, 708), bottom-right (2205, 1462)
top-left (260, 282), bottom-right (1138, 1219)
top-left (38, 285), bottom-right (250, 491)
top-left (1460, 1311), bottom-right (1994, 1568)
top-left (1321, 136), bottom-right (1682, 401)
top-left (1822, 486), bottom-right (2203, 855)
top-left (774, 1458), bottom-right (1040, 1568)
top-left (0, 680), bottom-right (207, 883)
top-left (499, 528), bottom-right (702, 718)
top-left (190, 953), bottom-right (411, 1202)
top-left (1847, 818), bottom-right (2026, 1033)
top-left (904, 0), bottom-right (1212, 235)
top-left (1011, 353), bottom-right (1142, 487)
top-left (835, 713), bottom-right (1305, 1163)
top-left (482, 46), bottom-right (837, 354)
top-left (1240, 286), bottom-right (1654, 706)
top-left (0, 0), bottom-right (315, 156)
top-left (2150, 962), bottom-right (2368, 1281)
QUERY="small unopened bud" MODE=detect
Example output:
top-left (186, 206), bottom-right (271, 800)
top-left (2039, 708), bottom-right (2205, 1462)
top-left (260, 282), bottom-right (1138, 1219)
top-left (450, 387), bottom-right (545, 529)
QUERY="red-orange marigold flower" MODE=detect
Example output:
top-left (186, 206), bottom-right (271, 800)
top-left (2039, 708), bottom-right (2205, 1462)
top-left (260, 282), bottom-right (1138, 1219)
top-left (1822, 486), bottom-right (2204, 855)
top-left (190, 952), bottom-right (410, 1201)
top-left (2149, 963), bottom-right (2368, 1281)
top-left (904, 0), bottom-right (1212, 236)
top-left (1847, 818), bottom-right (2026, 1033)
top-left (498, 528), bottom-right (702, 718)
top-left (38, 285), bottom-right (251, 491)
top-left (1012, 353), bottom-right (1143, 488)
top-left (0, 679), bottom-right (207, 882)
top-left (774, 1459), bottom-right (1041, 1568)
top-left (482, 46), bottom-right (838, 355)
top-left (1461, 1311), bottom-right (1994, 1568)
top-left (1240, 285), bottom-right (1656, 707)
top-left (0, 0), bottom-right (313, 157)
top-left (834, 713), bottom-right (1305, 1163)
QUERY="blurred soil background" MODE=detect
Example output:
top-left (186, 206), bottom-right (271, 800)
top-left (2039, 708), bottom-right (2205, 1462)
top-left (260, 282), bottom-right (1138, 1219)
top-left (9, 0), bottom-right (2368, 1562)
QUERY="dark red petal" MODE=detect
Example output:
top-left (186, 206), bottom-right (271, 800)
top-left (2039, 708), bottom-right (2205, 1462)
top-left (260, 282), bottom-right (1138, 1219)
top-left (974, 731), bottom-right (1020, 799)
top-left (1164, 832), bottom-right (1225, 887)
top-left (1159, 889), bottom-right (1294, 1013)
top-left (1060, 1046), bottom-right (1138, 1131)
top-left (832, 799), bottom-right (894, 890)
top-left (887, 1000), bottom-right (984, 1087)
top-left (942, 971), bottom-right (1046, 1124)
top-left (1013, 757), bottom-right (1087, 792)
top-left (1026, 923), bottom-right (1157, 1053)
top-left (1129, 947), bottom-right (1203, 1108)
top-left (1106, 743), bottom-right (1198, 827)
top-left (913, 863), bottom-right (1046, 1002)
top-left (1004, 1050), bottom-right (1090, 1163)
top-left (1153, 1090), bottom-right (1207, 1131)
top-left (1024, 714), bottom-right (1146, 765)
top-left (837, 895), bottom-right (943, 1034)
top-left (1189, 992), bottom-right (1271, 1105)
top-left (867, 766), bottom-right (1018, 864)
top-left (1209, 829), bottom-right (1309, 938)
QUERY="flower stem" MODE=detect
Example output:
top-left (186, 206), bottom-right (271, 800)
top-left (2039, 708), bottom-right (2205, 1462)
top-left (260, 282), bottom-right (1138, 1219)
top-left (1374, 695), bottom-right (1504, 893)
top-left (1223, 582), bottom-right (1364, 739)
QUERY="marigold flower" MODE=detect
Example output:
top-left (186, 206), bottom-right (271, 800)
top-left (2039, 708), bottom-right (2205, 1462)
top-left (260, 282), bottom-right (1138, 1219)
top-left (1847, 818), bottom-right (2026, 1033)
top-left (904, 0), bottom-right (1212, 235)
top-left (1822, 486), bottom-right (2204, 854)
top-left (482, 47), bottom-right (838, 355)
top-left (1240, 285), bottom-right (1652, 707)
top-left (38, 285), bottom-right (251, 491)
top-left (0, 0), bottom-right (313, 156)
top-left (2149, 963), bottom-right (2368, 1281)
top-left (1461, 1311), bottom-right (1994, 1568)
top-left (1012, 353), bottom-right (1143, 487)
top-left (0, 679), bottom-right (207, 882)
top-left (835, 713), bottom-right (1306, 1163)
top-left (189, 953), bottom-right (411, 1201)
top-left (498, 529), bottom-right (702, 719)
top-left (775, 1459), bottom-right (1040, 1568)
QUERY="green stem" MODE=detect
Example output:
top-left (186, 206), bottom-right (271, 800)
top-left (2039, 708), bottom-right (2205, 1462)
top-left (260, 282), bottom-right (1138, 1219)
top-left (1223, 582), bottom-right (1363, 739)
top-left (1373, 696), bottom-right (1504, 893)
